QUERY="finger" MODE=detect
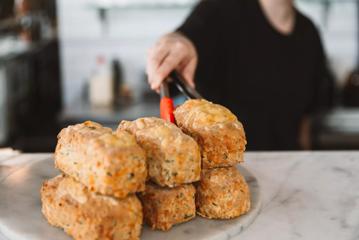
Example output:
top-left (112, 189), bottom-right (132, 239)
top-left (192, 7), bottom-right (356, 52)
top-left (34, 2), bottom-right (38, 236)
top-left (152, 52), bottom-right (183, 89)
top-left (146, 46), bottom-right (167, 76)
top-left (146, 48), bottom-right (156, 86)
top-left (146, 45), bottom-right (170, 84)
top-left (146, 47), bottom-right (155, 75)
top-left (152, 42), bottom-right (171, 67)
top-left (150, 83), bottom-right (161, 93)
top-left (179, 58), bottom-right (197, 88)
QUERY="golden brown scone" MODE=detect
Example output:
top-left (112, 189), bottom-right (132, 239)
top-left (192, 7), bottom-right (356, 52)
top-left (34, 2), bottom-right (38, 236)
top-left (41, 175), bottom-right (143, 240)
top-left (118, 117), bottom-right (201, 187)
top-left (196, 167), bottom-right (250, 219)
top-left (139, 182), bottom-right (196, 231)
top-left (174, 99), bottom-right (247, 169)
top-left (55, 121), bottom-right (147, 198)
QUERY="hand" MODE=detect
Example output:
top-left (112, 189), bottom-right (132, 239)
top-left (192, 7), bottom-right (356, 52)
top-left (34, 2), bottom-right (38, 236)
top-left (146, 32), bottom-right (198, 90)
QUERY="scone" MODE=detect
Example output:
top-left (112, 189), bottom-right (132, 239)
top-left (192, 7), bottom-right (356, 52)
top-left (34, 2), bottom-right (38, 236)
top-left (139, 182), bottom-right (196, 231)
top-left (41, 175), bottom-right (143, 240)
top-left (55, 121), bottom-right (147, 198)
top-left (174, 99), bottom-right (247, 169)
top-left (196, 167), bottom-right (250, 219)
top-left (118, 117), bottom-right (201, 187)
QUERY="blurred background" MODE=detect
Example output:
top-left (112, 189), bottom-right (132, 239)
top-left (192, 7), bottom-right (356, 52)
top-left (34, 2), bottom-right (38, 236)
top-left (0, 0), bottom-right (359, 152)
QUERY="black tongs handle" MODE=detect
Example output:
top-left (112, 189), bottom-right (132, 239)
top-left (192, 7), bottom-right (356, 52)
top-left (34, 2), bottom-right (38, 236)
top-left (169, 71), bottom-right (203, 99)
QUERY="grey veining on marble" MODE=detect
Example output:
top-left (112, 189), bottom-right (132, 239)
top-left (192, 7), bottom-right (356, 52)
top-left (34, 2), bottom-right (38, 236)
top-left (0, 154), bottom-right (50, 183)
top-left (0, 157), bottom-right (261, 240)
top-left (236, 151), bottom-right (359, 240)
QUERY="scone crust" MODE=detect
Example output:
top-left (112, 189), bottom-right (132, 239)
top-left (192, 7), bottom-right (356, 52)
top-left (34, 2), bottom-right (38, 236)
top-left (40, 175), bottom-right (143, 240)
top-left (139, 182), bottom-right (196, 231)
top-left (118, 117), bottom-right (201, 187)
top-left (196, 167), bottom-right (251, 219)
top-left (55, 121), bottom-right (147, 198)
top-left (174, 99), bottom-right (247, 169)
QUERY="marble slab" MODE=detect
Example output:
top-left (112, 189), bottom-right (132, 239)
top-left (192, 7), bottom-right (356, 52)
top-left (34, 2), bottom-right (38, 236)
top-left (237, 151), bottom-right (359, 240)
top-left (0, 157), bottom-right (261, 240)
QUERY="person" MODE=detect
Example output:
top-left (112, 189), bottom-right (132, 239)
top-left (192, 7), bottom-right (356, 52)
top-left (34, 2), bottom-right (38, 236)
top-left (146, 0), bottom-right (335, 151)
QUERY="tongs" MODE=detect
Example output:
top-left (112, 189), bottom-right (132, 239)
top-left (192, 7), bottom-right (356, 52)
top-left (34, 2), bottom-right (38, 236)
top-left (160, 71), bottom-right (203, 123)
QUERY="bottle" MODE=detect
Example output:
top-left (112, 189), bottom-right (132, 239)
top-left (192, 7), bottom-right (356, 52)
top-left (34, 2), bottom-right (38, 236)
top-left (112, 58), bottom-right (123, 106)
top-left (89, 55), bottom-right (114, 107)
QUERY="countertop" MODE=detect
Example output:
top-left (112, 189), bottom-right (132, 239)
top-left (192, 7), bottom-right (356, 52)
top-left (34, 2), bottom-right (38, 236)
top-left (1, 151), bottom-right (359, 240)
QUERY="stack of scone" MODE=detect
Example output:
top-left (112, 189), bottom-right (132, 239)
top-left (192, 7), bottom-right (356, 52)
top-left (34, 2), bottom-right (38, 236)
top-left (41, 121), bottom-right (147, 240)
top-left (118, 117), bottom-right (201, 230)
top-left (40, 99), bottom-right (251, 240)
top-left (174, 99), bottom-right (250, 219)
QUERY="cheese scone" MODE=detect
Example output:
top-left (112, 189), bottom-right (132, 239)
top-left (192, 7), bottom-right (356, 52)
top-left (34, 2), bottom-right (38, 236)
top-left (196, 167), bottom-right (250, 219)
top-left (174, 99), bottom-right (247, 169)
top-left (55, 121), bottom-right (147, 198)
top-left (139, 182), bottom-right (196, 231)
top-left (41, 175), bottom-right (142, 240)
top-left (118, 117), bottom-right (201, 187)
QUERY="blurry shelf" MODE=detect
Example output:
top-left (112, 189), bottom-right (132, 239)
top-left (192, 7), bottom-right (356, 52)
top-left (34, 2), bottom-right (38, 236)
top-left (87, 0), bottom-right (198, 10)
top-left (313, 107), bottom-right (359, 149)
top-left (87, 0), bottom-right (358, 9)
top-left (59, 100), bottom-right (160, 129)
top-left (320, 108), bottom-right (359, 133)
top-left (0, 38), bottom-right (56, 63)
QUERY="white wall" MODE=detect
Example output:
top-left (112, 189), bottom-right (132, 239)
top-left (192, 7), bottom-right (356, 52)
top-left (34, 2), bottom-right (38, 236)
top-left (297, 1), bottom-right (358, 86)
top-left (58, 0), bottom-right (358, 108)
top-left (58, 0), bottom-right (193, 107)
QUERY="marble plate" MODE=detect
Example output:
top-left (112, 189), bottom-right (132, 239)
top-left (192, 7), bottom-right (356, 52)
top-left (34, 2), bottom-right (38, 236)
top-left (0, 158), bottom-right (261, 240)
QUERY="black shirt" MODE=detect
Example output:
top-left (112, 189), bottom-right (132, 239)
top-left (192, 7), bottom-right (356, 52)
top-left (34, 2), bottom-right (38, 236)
top-left (178, 0), bottom-right (334, 150)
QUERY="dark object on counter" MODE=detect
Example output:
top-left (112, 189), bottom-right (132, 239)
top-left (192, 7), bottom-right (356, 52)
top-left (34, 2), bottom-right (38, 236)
top-left (343, 0), bottom-right (359, 107)
top-left (112, 58), bottom-right (123, 105)
top-left (1, 39), bottom-right (62, 152)
top-left (342, 71), bottom-right (359, 107)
